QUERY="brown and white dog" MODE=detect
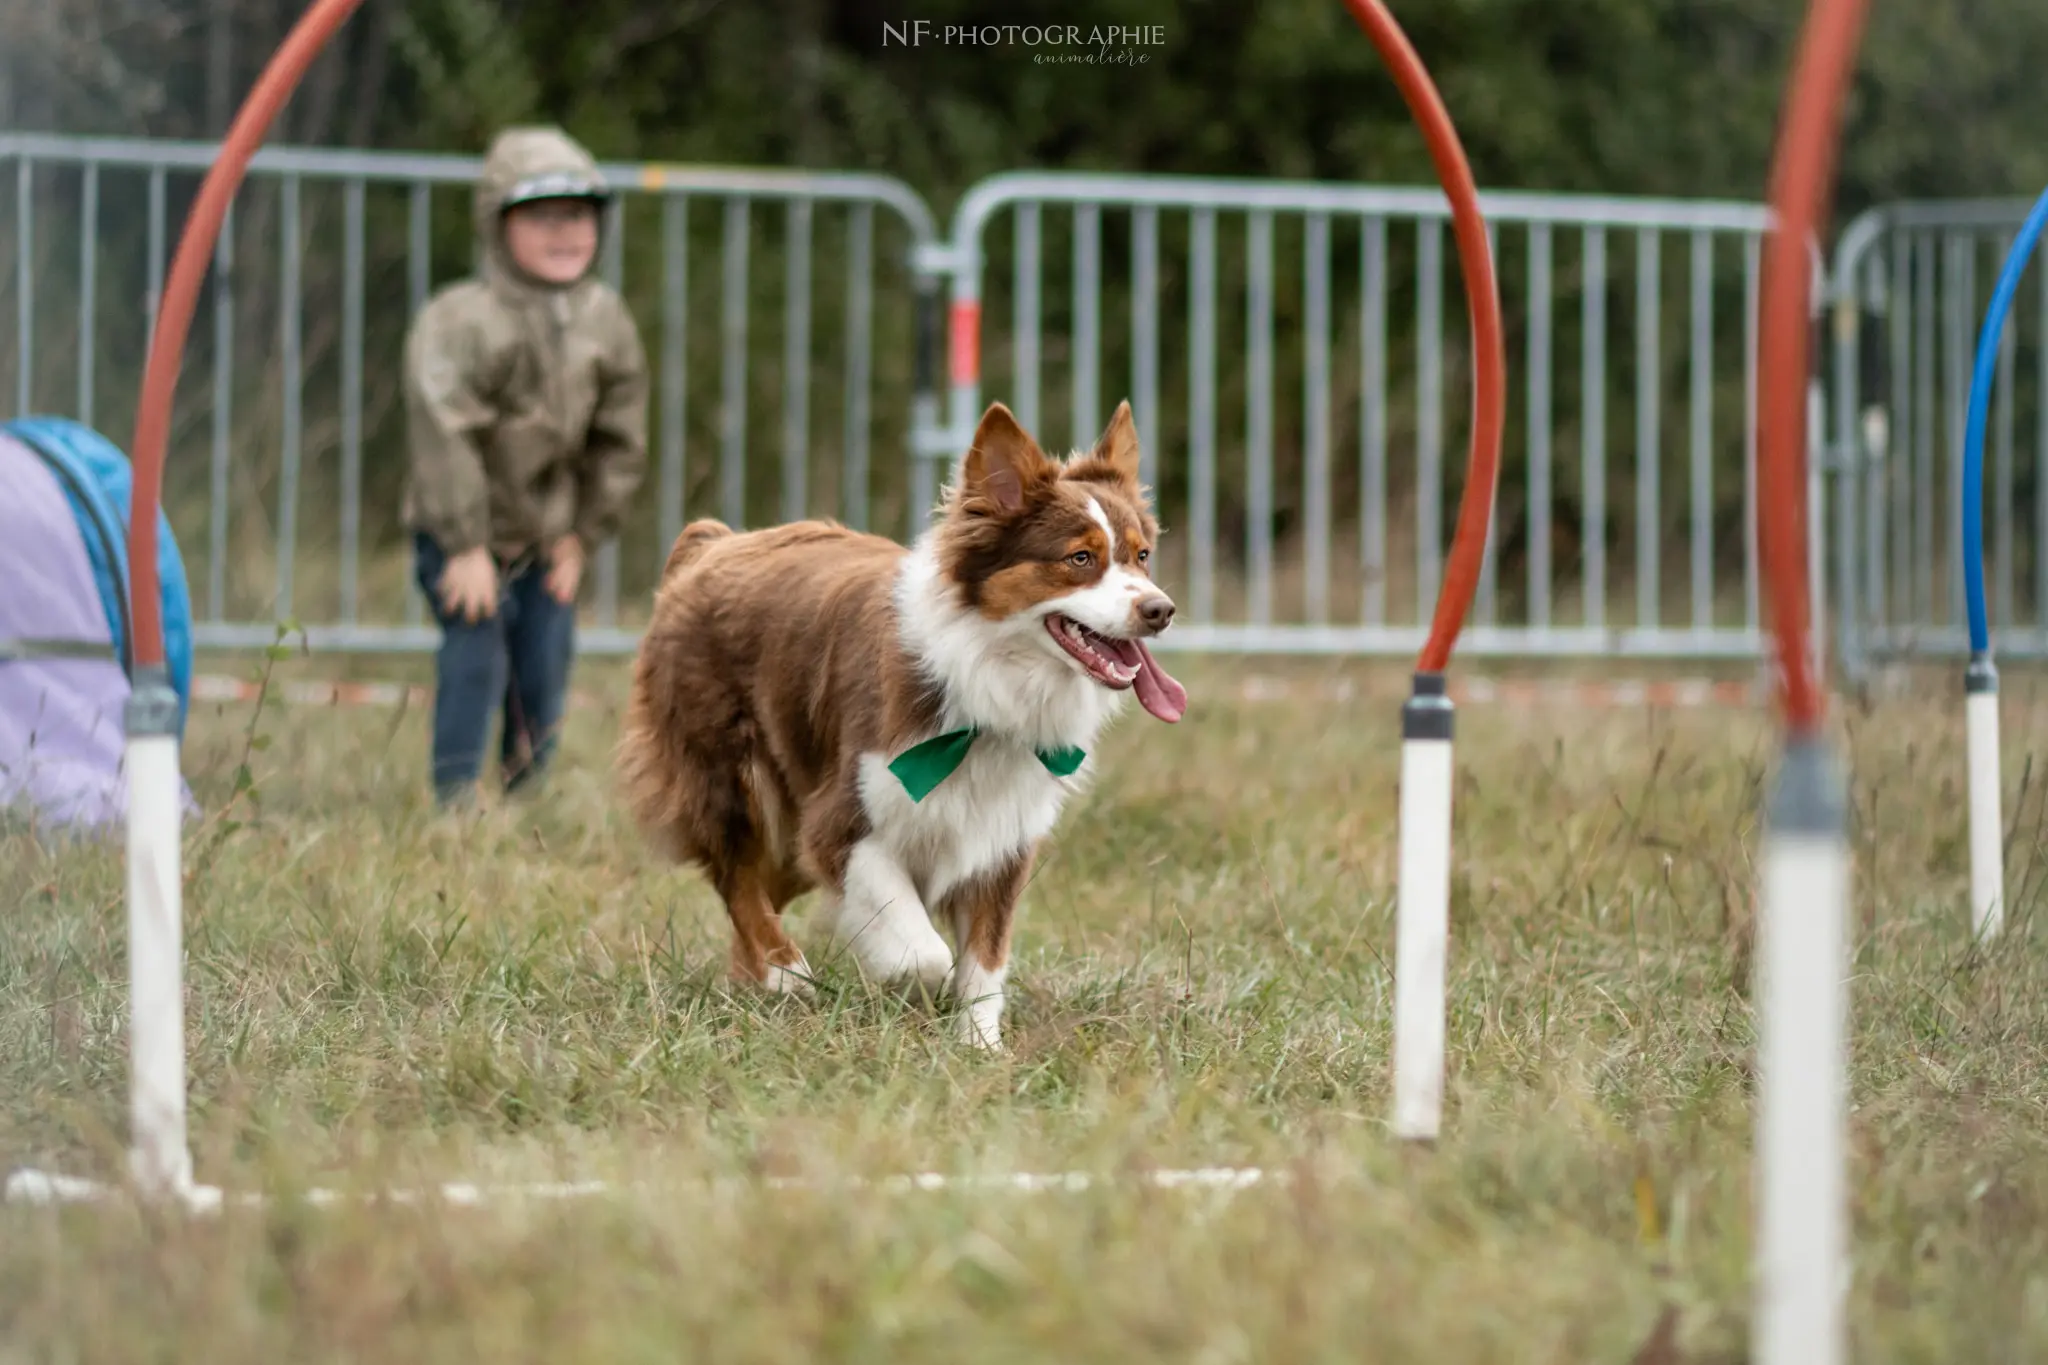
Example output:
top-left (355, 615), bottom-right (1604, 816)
top-left (618, 400), bottom-right (1186, 1050)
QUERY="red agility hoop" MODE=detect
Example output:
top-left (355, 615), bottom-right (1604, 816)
top-left (1341, 0), bottom-right (1506, 674)
top-left (1338, 0), bottom-right (1505, 1146)
top-left (110, 0), bottom-right (1504, 1194)
top-left (1757, 0), bottom-right (1868, 737)
top-left (112, 0), bottom-right (368, 1200)
top-left (127, 0), bottom-right (369, 670)
top-left (1752, 3), bottom-right (1868, 1363)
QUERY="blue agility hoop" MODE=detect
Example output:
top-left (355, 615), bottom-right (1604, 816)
top-left (1962, 188), bottom-right (2048, 656)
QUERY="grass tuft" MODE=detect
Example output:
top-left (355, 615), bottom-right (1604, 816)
top-left (5, 655), bottom-right (2048, 1359)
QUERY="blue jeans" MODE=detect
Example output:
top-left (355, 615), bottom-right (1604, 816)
top-left (413, 533), bottom-right (576, 806)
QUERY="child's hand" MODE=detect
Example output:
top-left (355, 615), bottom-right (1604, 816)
top-left (439, 547), bottom-right (500, 623)
top-left (545, 534), bottom-right (584, 605)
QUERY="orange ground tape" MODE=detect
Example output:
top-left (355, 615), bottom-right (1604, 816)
top-left (189, 673), bottom-right (1763, 714)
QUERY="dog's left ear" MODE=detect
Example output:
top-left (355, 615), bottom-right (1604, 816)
top-left (958, 402), bottom-right (1053, 516)
top-left (1086, 401), bottom-right (1143, 489)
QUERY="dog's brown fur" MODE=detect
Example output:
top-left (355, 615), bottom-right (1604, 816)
top-left (618, 401), bottom-right (1174, 1024)
top-left (618, 520), bottom-right (940, 983)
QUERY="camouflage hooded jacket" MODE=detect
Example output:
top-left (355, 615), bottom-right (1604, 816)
top-left (401, 127), bottom-right (649, 562)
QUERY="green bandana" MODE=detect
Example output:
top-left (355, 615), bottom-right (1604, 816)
top-left (886, 728), bottom-right (1086, 803)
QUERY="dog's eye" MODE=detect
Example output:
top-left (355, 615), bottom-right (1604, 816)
top-left (1137, 548), bottom-right (1151, 564)
top-left (1068, 550), bottom-right (1094, 568)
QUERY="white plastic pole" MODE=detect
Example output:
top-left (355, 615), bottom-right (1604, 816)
top-left (126, 677), bottom-right (191, 1199)
top-left (1392, 674), bottom-right (1454, 1142)
top-left (1965, 659), bottom-right (2004, 941)
top-left (1754, 737), bottom-right (1849, 1365)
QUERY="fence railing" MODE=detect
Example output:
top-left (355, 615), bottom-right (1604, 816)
top-left (0, 133), bottom-right (942, 654)
top-left (3, 133), bottom-right (1838, 665)
top-left (937, 172), bottom-right (1814, 658)
top-left (1829, 200), bottom-right (2048, 675)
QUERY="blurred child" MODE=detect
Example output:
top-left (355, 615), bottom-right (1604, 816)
top-left (402, 125), bottom-right (648, 808)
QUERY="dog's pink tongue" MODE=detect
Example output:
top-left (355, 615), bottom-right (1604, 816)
top-left (1132, 642), bottom-right (1187, 722)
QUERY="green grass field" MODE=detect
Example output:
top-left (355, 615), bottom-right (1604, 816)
top-left (5, 653), bottom-right (2048, 1362)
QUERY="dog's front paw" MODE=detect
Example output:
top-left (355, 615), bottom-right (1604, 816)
top-left (829, 902), bottom-right (954, 998)
top-left (860, 934), bottom-right (954, 1000)
top-left (955, 1006), bottom-right (1007, 1053)
top-left (951, 971), bottom-right (1007, 1053)
top-left (762, 955), bottom-right (819, 1001)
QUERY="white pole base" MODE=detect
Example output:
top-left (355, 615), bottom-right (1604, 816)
top-left (1392, 674), bottom-right (1455, 1143)
top-left (1754, 738), bottom-right (1849, 1365)
top-left (126, 710), bottom-right (192, 1199)
top-left (1965, 666), bottom-right (2004, 942)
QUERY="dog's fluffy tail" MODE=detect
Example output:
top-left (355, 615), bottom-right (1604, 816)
top-left (661, 519), bottom-right (733, 580)
top-left (625, 519), bottom-right (733, 860)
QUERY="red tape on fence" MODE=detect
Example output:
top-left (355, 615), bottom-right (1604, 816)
top-left (1341, 0), bottom-right (1506, 676)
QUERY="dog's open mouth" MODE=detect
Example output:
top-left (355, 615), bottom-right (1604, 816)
top-left (1045, 614), bottom-right (1188, 722)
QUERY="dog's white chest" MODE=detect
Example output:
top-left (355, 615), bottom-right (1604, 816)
top-left (857, 740), bottom-right (1075, 905)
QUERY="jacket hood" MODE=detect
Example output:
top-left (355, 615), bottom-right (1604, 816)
top-left (473, 126), bottom-right (611, 295)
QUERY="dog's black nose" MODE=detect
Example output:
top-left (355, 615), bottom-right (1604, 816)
top-left (1137, 595), bottom-right (1176, 632)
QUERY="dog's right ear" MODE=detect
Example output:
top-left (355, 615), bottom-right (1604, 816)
top-left (958, 403), bottom-right (1050, 515)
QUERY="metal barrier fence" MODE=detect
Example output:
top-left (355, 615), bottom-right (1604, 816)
top-left (938, 173), bottom-right (1811, 657)
top-left (0, 133), bottom-right (941, 654)
top-left (4, 133), bottom-right (1833, 664)
top-left (1829, 199), bottom-right (2048, 675)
